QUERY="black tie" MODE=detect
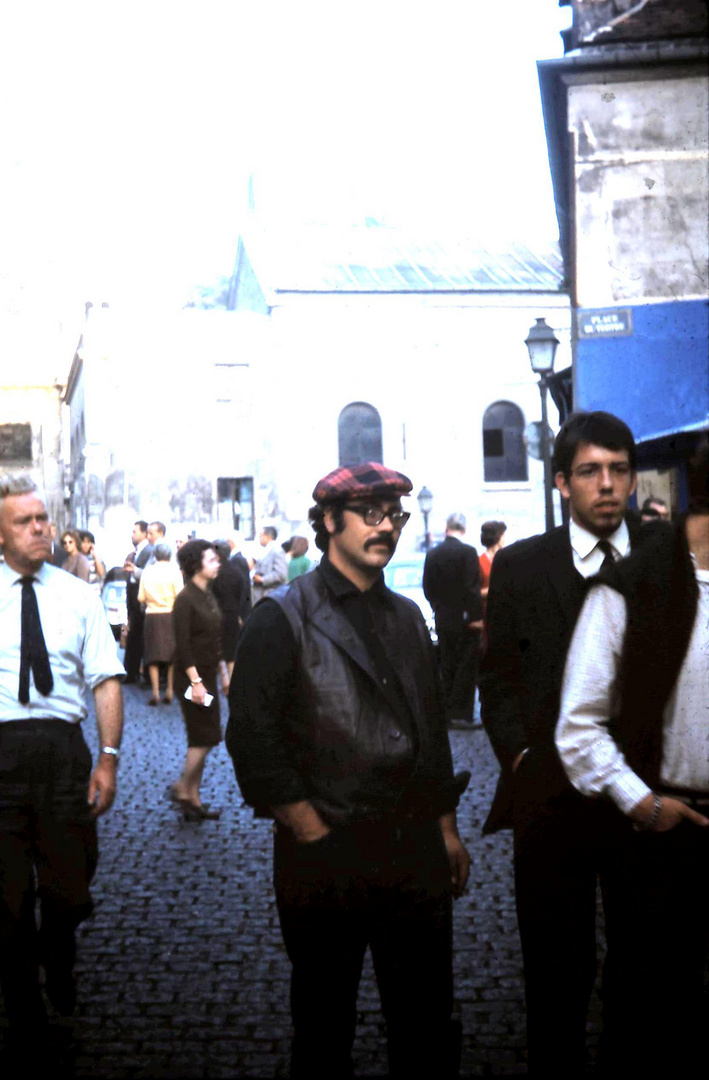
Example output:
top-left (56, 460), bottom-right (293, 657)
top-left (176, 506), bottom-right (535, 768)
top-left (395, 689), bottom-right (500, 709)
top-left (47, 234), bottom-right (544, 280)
top-left (18, 576), bottom-right (54, 704)
top-left (597, 540), bottom-right (616, 572)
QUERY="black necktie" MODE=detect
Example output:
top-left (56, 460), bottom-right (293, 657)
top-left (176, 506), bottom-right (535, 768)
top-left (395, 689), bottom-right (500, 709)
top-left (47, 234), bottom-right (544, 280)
top-left (18, 576), bottom-right (54, 704)
top-left (597, 540), bottom-right (616, 572)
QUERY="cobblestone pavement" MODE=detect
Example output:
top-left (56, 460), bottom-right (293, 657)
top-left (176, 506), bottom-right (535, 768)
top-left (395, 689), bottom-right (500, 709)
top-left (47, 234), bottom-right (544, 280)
top-left (1, 683), bottom-right (604, 1077)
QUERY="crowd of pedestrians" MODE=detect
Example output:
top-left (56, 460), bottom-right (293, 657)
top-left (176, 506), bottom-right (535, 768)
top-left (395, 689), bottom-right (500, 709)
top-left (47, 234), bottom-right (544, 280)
top-left (0, 411), bottom-right (707, 1077)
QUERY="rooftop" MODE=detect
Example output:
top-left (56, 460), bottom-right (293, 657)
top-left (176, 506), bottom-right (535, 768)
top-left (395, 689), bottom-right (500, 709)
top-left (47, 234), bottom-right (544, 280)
top-left (238, 223), bottom-right (565, 297)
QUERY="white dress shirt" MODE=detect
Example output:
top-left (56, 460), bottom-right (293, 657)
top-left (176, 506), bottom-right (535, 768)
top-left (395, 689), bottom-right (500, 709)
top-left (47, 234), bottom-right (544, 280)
top-left (556, 563), bottom-right (709, 814)
top-left (0, 560), bottom-right (125, 724)
top-left (569, 518), bottom-right (630, 579)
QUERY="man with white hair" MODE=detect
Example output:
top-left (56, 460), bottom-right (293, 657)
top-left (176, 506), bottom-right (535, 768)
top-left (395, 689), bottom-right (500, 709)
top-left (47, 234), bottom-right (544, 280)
top-left (251, 524), bottom-right (288, 603)
top-left (0, 475), bottom-right (124, 1063)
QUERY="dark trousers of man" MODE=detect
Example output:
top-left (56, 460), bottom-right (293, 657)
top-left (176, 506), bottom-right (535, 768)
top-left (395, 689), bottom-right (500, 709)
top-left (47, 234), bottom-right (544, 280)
top-left (512, 754), bottom-right (622, 1079)
top-left (437, 629), bottom-right (480, 721)
top-left (124, 582), bottom-right (145, 682)
top-left (274, 819), bottom-right (458, 1080)
top-left (599, 807), bottom-right (709, 1076)
top-left (0, 721), bottom-right (97, 1037)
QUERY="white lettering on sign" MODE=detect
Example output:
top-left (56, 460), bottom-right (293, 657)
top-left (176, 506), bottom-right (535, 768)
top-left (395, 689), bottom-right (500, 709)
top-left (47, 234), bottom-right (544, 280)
top-left (577, 309), bottom-right (633, 338)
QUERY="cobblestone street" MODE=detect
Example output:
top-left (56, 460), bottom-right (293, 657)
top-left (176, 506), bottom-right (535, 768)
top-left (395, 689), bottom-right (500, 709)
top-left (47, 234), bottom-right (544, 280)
top-left (1, 683), bottom-right (603, 1077)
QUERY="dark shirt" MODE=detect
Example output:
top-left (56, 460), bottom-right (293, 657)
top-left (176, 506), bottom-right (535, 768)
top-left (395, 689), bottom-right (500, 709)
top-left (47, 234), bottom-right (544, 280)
top-left (228, 558), bottom-right (427, 812)
top-left (172, 581), bottom-right (223, 680)
top-left (212, 558), bottom-right (246, 618)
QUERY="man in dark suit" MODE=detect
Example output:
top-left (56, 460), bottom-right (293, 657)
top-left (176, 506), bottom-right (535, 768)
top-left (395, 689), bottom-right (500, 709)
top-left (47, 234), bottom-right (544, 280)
top-left (423, 513), bottom-right (483, 726)
top-left (122, 520), bottom-right (153, 683)
top-left (479, 411), bottom-right (640, 1078)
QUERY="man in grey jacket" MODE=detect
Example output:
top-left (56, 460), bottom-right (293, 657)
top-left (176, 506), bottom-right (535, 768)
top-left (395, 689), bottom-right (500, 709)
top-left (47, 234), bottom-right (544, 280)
top-left (251, 525), bottom-right (288, 603)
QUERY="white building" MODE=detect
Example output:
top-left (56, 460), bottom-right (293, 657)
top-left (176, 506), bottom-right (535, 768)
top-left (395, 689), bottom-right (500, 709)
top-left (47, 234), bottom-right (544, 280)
top-left (65, 223), bottom-right (571, 563)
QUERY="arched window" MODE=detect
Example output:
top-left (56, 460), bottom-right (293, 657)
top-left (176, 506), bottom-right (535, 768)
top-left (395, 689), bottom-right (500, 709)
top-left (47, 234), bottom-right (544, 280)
top-left (483, 401), bottom-right (527, 482)
top-left (338, 402), bottom-right (383, 466)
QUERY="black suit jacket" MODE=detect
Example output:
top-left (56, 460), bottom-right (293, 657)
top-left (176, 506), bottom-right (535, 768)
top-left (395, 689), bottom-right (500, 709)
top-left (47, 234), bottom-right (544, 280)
top-left (479, 519), bottom-right (641, 833)
top-left (423, 535), bottom-right (482, 632)
top-left (126, 543), bottom-right (154, 619)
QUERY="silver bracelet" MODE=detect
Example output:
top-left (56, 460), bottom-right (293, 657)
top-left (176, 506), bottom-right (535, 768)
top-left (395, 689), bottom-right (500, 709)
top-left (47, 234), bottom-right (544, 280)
top-left (641, 793), bottom-right (662, 831)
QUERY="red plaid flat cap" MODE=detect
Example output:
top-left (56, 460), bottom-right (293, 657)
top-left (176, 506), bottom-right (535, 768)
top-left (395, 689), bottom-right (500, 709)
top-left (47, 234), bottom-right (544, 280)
top-left (312, 462), bottom-right (413, 504)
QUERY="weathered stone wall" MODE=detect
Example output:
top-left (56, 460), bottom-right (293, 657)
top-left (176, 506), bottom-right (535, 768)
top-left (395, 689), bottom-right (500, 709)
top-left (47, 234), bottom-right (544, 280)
top-left (569, 74), bottom-right (708, 306)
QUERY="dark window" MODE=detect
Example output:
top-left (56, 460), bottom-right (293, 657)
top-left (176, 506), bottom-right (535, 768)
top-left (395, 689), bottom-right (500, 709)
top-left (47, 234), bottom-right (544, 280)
top-left (483, 402), bottom-right (527, 482)
top-left (217, 477), bottom-right (255, 539)
top-left (0, 423), bottom-right (32, 463)
top-left (338, 402), bottom-right (383, 466)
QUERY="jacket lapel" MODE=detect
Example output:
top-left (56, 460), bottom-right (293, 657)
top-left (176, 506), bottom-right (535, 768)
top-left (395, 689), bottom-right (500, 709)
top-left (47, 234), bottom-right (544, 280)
top-left (308, 603), bottom-right (379, 684)
top-left (544, 526), bottom-right (584, 633)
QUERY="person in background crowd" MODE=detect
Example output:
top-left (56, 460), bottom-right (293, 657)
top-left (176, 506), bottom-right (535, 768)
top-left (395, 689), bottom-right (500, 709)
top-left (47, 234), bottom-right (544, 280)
top-left (228, 462), bottom-right (470, 1080)
top-left (478, 520), bottom-right (507, 644)
top-left (48, 522), bottom-right (67, 567)
top-left (480, 411), bottom-right (641, 1078)
top-left (423, 512), bottom-right (483, 729)
top-left (252, 525), bottom-right (288, 603)
top-left (0, 475), bottom-right (124, 1067)
top-left (211, 540), bottom-right (247, 680)
top-left (147, 520), bottom-right (166, 555)
top-left (60, 530), bottom-right (90, 583)
top-left (123, 521), bottom-right (154, 684)
top-left (228, 534), bottom-right (252, 625)
top-left (287, 535), bottom-right (311, 581)
top-left (640, 495), bottom-right (670, 522)
top-left (138, 543), bottom-right (183, 706)
top-left (169, 540), bottom-right (229, 821)
top-left (478, 521), bottom-right (507, 605)
top-left (79, 531), bottom-right (105, 595)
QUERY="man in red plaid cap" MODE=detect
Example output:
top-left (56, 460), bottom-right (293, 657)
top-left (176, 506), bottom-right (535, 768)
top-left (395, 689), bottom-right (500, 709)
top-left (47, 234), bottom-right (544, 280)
top-left (227, 462), bottom-right (470, 1079)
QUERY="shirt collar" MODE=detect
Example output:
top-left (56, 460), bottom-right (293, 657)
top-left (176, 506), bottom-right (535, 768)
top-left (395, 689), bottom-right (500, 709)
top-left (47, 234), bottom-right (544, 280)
top-left (135, 538), bottom-right (148, 555)
top-left (318, 555), bottom-right (388, 601)
top-left (0, 559), bottom-right (50, 587)
top-left (569, 516), bottom-right (631, 561)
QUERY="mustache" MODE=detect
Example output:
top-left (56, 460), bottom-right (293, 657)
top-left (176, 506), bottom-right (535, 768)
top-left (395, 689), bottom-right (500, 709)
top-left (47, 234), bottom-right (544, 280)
top-left (364, 535), bottom-right (396, 552)
top-left (363, 535), bottom-right (395, 552)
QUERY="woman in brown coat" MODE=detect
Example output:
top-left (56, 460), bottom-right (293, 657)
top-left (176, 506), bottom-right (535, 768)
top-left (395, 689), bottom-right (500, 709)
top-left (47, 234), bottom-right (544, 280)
top-left (169, 540), bottom-right (229, 820)
top-left (60, 530), bottom-right (91, 582)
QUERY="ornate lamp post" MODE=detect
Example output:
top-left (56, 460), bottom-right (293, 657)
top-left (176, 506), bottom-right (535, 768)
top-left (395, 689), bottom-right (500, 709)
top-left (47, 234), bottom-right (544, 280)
top-left (417, 486), bottom-right (434, 551)
top-left (525, 317), bottom-right (560, 533)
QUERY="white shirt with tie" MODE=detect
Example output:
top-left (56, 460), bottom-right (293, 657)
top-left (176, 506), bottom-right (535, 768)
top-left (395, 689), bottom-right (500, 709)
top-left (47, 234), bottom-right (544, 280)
top-left (0, 560), bottom-right (125, 724)
top-left (568, 517), bottom-right (630, 579)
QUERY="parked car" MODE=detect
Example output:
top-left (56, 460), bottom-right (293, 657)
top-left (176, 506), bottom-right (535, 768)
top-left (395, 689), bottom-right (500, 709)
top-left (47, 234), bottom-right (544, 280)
top-left (102, 575), bottom-right (128, 642)
top-left (383, 555), bottom-right (437, 642)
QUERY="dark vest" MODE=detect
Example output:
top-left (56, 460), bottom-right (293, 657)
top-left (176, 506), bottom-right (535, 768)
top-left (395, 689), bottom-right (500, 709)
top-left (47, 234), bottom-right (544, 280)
top-left (598, 522), bottom-right (698, 788)
top-left (269, 570), bottom-right (447, 826)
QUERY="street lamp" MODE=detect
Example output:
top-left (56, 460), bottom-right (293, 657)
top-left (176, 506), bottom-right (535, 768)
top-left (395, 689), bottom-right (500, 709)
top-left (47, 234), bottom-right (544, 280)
top-left (417, 486), bottom-right (434, 552)
top-left (525, 317), bottom-right (560, 533)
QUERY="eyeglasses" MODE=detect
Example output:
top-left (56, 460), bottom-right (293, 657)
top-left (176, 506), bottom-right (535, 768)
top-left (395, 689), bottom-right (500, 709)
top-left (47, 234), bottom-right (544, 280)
top-left (344, 505), bottom-right (411, 528)
top-left (570, 463), bottom-right (633, 482)
top-left (62, 538), bottom-right (74, 546)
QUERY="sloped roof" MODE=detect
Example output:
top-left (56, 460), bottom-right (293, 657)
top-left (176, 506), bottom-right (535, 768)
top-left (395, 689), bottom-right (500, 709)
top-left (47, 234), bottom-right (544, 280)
top-left (239, 224), bottom-right (565, 298)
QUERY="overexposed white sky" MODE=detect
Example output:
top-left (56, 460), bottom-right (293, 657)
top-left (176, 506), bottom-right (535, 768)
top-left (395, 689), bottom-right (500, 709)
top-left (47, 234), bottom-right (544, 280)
top-left (1, 0), bottom-right (568, 336)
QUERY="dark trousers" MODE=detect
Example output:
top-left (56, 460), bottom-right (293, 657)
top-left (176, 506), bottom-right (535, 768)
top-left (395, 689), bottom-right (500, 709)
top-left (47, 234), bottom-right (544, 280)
top-left (512, 761), bottom-right (618, 1079)
top-left (600, 815), bottom-right (708, 1076)
top-left (124, 585), bottom-right (146, 681)
top-left (274, 819), bottom-right (457, 1080)
top-left (0, 721), bottom-right (97, 1028)
top-left (513, 759), bottom-right (709, 1078)
top-left (437, 629), bottom-right (480, 721)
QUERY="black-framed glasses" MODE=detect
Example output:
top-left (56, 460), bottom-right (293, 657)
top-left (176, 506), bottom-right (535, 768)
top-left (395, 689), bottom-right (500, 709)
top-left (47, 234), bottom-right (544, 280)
top-left (569, 462), bottom-right (632, 482)
top-left (344, 505), bottom-right (411, 528)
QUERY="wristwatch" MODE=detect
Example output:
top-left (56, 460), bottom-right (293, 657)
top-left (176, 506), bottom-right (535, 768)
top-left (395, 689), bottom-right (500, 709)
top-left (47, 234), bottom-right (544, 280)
top-left (100, 746), bottom-right (121, 762)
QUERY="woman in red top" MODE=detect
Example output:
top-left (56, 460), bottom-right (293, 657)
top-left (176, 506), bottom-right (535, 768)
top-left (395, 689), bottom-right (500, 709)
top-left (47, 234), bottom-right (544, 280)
top-left (479, 521), bottom-right (507, 643)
